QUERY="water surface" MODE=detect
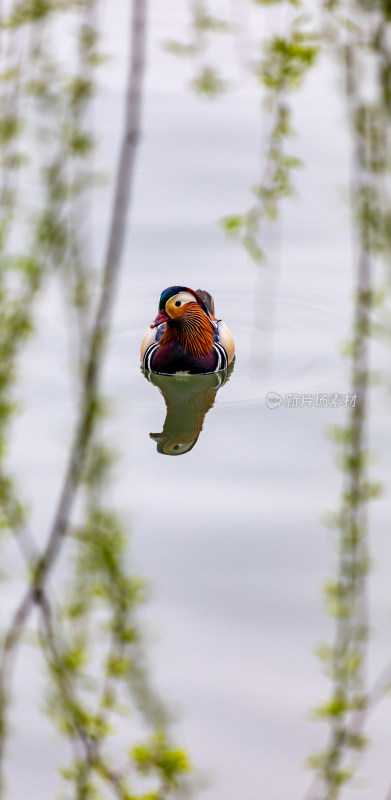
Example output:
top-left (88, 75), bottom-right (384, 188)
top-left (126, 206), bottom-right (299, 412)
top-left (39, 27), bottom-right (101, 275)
top-left (5, 2), bottom-right (391, 799)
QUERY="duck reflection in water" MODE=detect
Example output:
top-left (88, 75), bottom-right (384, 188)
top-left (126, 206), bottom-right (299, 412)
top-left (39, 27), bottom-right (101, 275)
top-left (143, 363), bottom-right (234, 456)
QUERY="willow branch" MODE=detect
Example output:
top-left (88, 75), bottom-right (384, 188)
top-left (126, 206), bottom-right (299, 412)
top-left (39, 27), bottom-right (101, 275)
top-left (0, 0), bottom-right (148, 784)
top-left (38, 593), bottom-right (131, 800)
top-left (37, 0), bottom-right (148, 580)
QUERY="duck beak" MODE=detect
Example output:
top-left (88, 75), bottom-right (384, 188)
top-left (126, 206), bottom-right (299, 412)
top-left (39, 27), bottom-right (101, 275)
top-left (150, 309), bottom-right (169, 328)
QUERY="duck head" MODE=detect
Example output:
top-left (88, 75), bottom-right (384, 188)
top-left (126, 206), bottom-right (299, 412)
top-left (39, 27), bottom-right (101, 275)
top-left (150, 286), bottom-right (212, 329)
top-left (150, 286), bottom-right (216, 361)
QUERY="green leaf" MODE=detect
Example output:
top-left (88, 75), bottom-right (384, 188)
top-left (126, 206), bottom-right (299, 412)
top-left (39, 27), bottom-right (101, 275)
top-left (220, 214), bottom-right (244, 236)
top-left (191, 66), bottom-right (228, 97)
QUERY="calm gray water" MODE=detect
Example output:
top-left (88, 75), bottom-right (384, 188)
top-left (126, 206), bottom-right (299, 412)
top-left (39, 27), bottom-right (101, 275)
top-left (4, 1), bottom-right (391, 798)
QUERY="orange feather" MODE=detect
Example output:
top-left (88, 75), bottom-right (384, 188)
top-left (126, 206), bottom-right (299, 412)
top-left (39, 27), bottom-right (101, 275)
top-left (159, 304), bottom-right (214, 358)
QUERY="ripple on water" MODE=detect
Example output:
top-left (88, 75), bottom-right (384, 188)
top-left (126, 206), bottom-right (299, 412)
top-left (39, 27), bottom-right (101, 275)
top-left (109, 281), bottom-right (352, 409)
top-left (18, 281), bottom-right (352, 410)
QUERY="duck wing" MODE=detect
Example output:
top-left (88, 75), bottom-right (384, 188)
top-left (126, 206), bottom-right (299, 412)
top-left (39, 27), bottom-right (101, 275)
top-left (196, 289), bottom-right (235, 364)
top-left (140, 322), bottom-right (165, 361)
top-left (196, 289), bottom-right (215, 318)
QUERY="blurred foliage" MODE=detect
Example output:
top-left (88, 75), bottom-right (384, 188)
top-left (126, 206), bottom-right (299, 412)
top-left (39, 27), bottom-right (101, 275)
top-left (168, 0), bottom-right (319, 262)
top-left (306, 3), bottom-right (391, 798)
top-left (163, 0), bottom-right (231, 97)
top-left (226, 18), bottom-right (318, 264)
top-left (0, 1), bottom-right (191, 799)
top-left (191, 65), bottom-right (228, 97)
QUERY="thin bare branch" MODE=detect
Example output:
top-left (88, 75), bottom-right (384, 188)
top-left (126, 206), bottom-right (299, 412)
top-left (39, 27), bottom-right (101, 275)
top-left (0, 0), bottom-right (149, 787)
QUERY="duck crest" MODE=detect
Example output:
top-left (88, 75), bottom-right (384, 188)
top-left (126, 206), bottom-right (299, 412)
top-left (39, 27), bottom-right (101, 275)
top-left (159, 304), bottom-right (214, 358)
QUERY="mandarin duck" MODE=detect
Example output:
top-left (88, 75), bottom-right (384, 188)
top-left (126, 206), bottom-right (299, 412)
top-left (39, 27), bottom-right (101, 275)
top-left (144, 365), bottom-right (234, 455)
top-left (141, 286), bottom-right (235, 375)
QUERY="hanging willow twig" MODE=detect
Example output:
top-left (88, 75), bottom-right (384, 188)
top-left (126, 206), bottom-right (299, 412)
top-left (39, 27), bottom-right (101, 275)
top-left (167, 0), bottom-right (319, 262)
top-left (222, 3), bottom-right (319, 262)
top-left (306, 3), bottom-right (391, 797)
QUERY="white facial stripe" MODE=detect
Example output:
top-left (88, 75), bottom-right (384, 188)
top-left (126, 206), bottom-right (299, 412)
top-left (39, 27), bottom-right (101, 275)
top-left (168, 291), bottom-right (198, 307)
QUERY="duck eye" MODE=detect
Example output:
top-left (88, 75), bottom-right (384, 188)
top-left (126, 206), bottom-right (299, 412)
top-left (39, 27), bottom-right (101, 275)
top-left (175, 300), bottom-right (181, 307)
